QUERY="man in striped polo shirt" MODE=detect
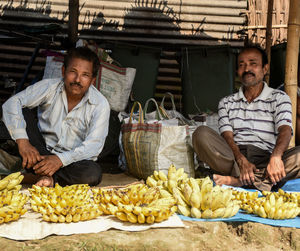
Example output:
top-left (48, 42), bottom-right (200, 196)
top-left (193, 45), bottom-right (300, 191)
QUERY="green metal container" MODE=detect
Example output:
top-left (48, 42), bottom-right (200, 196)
top-left (181, 46), bottom-right (236, 115)
top-left (110, 43), bottom-right (161, 108)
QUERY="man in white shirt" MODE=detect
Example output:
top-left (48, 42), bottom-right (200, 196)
top-left (1, 47), bottom-right (110, 187)
top-left (192, 45), bottom-right (300, 191)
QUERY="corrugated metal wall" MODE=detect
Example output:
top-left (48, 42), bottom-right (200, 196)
top-left (0, 0), bottom-right (247, 46)
top-left (0, 0), bottom-right (247, 106)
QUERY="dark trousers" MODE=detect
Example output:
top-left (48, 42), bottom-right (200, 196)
top-left (0, 108), bottom-right (102, 186)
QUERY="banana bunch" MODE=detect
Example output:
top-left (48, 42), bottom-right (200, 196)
top-left (92, 183), bottom-right (177, 224)
top-left (0, 172), bottom-right (24, 192)
top-left (175, 176), bottom-right (240, 219)
top-left (0, 189), bottom-right (28, 224)
top-left (146, 164), bottom-right (188, 189)
top-left (29, 183), bottom-right (103, 223)
top-left (147, 165), bottom-right (240, 219)
top-left (263, 189), bottom-right (299, 206)
top-left (241, 192), bottom-right (300, 219)
top-left (231, 190), bottom-right (259, 205)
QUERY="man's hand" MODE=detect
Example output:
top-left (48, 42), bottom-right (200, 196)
top-left (16, 139), bottom-right (44, 169)
top-left (237, 155), bottom-right (257, 186)
top-left (266, 156), bottom-right (286, 185)
top-left (33, 155), bottom-right (63, 176)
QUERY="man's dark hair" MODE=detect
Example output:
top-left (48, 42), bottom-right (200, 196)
top-left (239, 44), bottom-right (268, 67)
top-left (64, 47), bottom-right (100, 77)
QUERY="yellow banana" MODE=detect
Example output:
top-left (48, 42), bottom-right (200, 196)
top-left (168, 166), bottom-right (177, 181)
top-left (190, 207), bottom-right (201, 218)
top-left (126, 212), bottom-right (138, 223)
top-left (0, 179), bottom-right (9, 191)
top-left (160, 189), bottom-right (172, 198)
top-left (177, 205), bottom-right (191, 217)
top-left (146, 176), bottom-right (157, 187)
top-left (189, 191), bottom-right (201, 209)
top-left (153, 171), bottom-right (160, 181)
top-left (6, 177), bottom-right (22, 190)
top-left (116, 211), bottom-right (127, 221)
top-left (183, 183), bottom-right (193, 202)
top-left (72, 213), bottom-right (81, 222)
top-left (133, 206), bottom-right (142, 215)
top-left (146, 214), bottom-right (155, 224)
top-left (212, 207), bottom-right (226, 218)
top-left (158, 171), bottom-right (168, 181)
top-left (58, 214), bottom-right (66, 223)
top-left (167, 180), bottom-right (177, 193)
top-left (137, 213), bottom-right (146, 224)
top-left (1, 172), bottom-right (21, 183)
top-left (201, 209), bottom-right (213, 219)
top-left (175, 168), bottom-right (185, 179)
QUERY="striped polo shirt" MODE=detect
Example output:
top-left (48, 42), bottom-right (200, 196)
top-left (218, 82), bottom-right (293, 152)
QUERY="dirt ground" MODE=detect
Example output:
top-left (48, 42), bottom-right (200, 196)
top-left (1, 221), bottom-right (300, 251)
top-left (1, 173), bottom-right (300, 251)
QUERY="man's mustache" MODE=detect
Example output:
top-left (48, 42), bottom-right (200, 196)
top-left (242, 72), bottom-right (255, 78)
top-left (70, 82), bottom-right (83, 88)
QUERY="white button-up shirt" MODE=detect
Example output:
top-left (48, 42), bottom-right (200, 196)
top-left (2, 78), bottom-right (110, 166)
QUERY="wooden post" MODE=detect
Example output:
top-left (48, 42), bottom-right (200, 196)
top-left (68, 0), bottom-right (79, 48)
top-left (284, 0), bottom-right (300, 147)
top-left (265, 0), bottom-right (274, 84)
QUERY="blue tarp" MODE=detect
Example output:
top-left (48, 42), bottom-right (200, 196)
top-left (178, 178), bottom-right (300, 228)
top-left (281, 178), bottom-right (300, 192)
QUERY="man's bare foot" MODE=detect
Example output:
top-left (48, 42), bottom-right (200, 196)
top-left (213, 174), bottom-right (242, 187)
top-left (35, 176), bottom-right (54, 187)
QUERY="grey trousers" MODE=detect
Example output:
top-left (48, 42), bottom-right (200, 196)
top-left (192, 126), bottom-right (300, 191)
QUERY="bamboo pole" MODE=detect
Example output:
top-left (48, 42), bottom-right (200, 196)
top-left (265, 0), bottom-right (274, 84)
top-left (284, 0), bottom-right (300, 147)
